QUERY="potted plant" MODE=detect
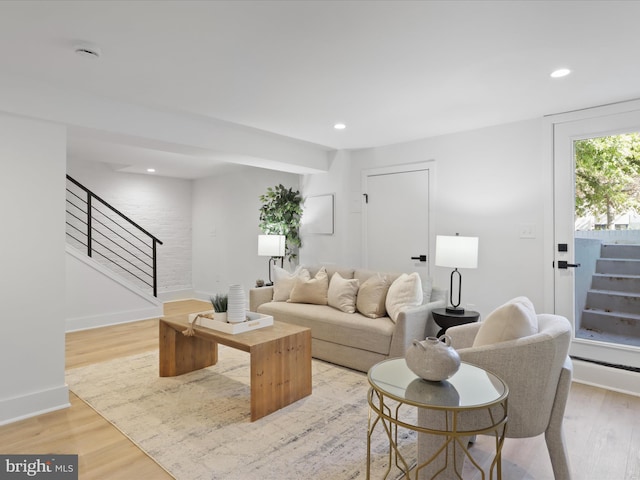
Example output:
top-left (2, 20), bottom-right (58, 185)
top-left (259, 184), bottom-right (303, 262)
top-left (210, 294), bottom-right (228, 323)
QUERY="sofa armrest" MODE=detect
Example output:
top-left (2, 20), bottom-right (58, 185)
top-left (388, 298), bottom-right (446, 358)
top-left (249, 286), bottom-right (274, 312)
top-left (446, 322), bottom-right (482, 349)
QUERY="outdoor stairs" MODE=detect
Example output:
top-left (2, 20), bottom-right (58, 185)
top-left (580, 243), bottom-right (640, 347)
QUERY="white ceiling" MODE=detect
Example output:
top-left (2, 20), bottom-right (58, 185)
top-left (1, 0), bottom-right (640, 178)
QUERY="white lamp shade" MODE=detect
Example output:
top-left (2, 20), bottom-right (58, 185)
top-left (258, 234), bottom-right (286, 257)
top-left (435, 235), bottom-right (478, 269)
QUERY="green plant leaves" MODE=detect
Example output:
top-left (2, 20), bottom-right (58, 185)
top-left (259, 184), bottom-right (303, 261)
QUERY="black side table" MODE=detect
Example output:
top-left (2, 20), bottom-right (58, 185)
top-left (432, 307), bottom-right (480, 337)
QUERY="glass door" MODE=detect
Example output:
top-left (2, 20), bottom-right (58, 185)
top-left (553, 109), bottom-right (640, 370)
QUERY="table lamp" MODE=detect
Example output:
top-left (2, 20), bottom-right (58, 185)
top-left (258, 234), bottom-right (286, 286)
top-left (435, 234), bottom-right (479, 314)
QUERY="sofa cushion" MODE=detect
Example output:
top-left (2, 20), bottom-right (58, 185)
top-left (354, 269), bottom-right (402, 285)
top-left (257, 302), bottom-right (394, 355)
top-left (289, 267), bottom-right (329, 305)
top-left (473, 296), bottom-right (538, 347)
top-left (356, 273), bottom-right (391, 318)
top-left (272, 266), bottom-right (308, 302)
top-left (327, 272), bottom-right (360, 313)
top-left (385, 272), bottom-right (423, 323)
top-left (305, 265), bottom-right (355, 282)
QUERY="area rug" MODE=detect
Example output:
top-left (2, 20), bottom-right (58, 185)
top-left (66, 347), bottom-right (416, 480)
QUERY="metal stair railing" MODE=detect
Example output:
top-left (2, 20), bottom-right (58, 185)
top-left (65, 175), bottom-right (163, 297)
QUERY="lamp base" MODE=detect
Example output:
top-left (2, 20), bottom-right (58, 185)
top-left (445, 306), bottom-right (466, 315)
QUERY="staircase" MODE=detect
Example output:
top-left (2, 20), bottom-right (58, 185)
top-left (578, 243), bottom-right (640, 346)
top-left (65, 175), bottom-right (163, 297)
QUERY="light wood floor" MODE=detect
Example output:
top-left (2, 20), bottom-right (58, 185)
top-left (1, 299), bottom-right (639, 479)
top-left (0, 299), bottom-right (208, 480)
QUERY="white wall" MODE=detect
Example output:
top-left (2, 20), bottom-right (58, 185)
top-left (299, 150), bottom-right (357, 266)
top-left (192, 167), bottom-right (300, 302)
top-left (0, 113), bottom-right (69, 424)
top-left (65, 247), bottom-right (162, 331)
top-left (351, 119), bottom-right (546, 317)
top-left (300, 119), bottom-right (547, 318)
top-left (67, 158), bottom-right (193, 300)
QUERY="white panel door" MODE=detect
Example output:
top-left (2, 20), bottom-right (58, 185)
top-left (363, 164), bottom-right (431, 283)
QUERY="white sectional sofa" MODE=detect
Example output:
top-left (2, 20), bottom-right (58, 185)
top-left (249, 265), bottom-right (446, 372)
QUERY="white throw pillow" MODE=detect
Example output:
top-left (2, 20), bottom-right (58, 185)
top-left (272, 266), bottom-right (308, 302)
top-left (385, 272), bottom-right (423, 323)
top-left (473, 296), bottom-right (538, 347)
top-left (288, 267), bottom-right (329, 305)
top-left (328, 272), bottom-right (360, 314)
top-left (356, 273), bottom-right (391, 318)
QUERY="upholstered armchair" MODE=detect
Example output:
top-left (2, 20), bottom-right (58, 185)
top-left (417, 304), bottom-right (573, 479)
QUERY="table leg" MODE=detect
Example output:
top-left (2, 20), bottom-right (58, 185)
top-left (249, 329), bottom-right (311, 421)
top-left (159, 320), bottom-right (218, 377)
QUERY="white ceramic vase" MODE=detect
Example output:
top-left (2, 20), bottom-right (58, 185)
top-left (405, 335), bottom-right (461, 381)
top-left (227, 284), bottom-right (246, 323)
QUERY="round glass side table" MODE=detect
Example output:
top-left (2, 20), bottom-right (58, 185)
top-left (367, 358), bottom-right (508, 480)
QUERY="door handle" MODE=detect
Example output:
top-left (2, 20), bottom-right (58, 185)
top-left (557, 261), bottom-right (581, 269)
top-left (411, 255), bottom-right (427, 262)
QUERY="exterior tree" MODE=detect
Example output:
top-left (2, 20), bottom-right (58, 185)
top-left (574, 133), bottom-right (640, 229)
top-left (259, 184), bottom-right (303, 261)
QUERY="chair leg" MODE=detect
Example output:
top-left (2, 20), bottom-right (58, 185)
top-left (545, 359), bottom-right (573, 480)
top-left (544, 427), bottom-right (571, 480)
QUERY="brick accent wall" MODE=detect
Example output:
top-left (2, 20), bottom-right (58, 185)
top-left (67, 159), bottom-right (192, 296)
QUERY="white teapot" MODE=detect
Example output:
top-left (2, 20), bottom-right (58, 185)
top-left (405, 335), bottom-right (461, 382)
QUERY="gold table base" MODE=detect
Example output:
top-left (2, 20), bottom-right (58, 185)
top-left (367, 387), bottom-right (508, 480)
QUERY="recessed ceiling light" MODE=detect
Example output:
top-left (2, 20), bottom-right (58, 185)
top-left (334, 123), bottom-right (346, 130)
top-left (146, 168), bottom-right (156, 173)
top-left (550, 68), bottom-right (571, 78)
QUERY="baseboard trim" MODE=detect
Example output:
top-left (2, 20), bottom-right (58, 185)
top-left (66, 305), bottom-right (162, 332)
top-left (193, 290), bottom-right (219, 302)
top-left (0, 385), bottom-right (70, 426)
top-left (157, 289), bottom-right (195, 303)
top-left (572, 359), bottom-right (640, 397)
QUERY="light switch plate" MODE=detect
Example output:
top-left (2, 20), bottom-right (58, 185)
top-left (519, 223), bottom-right (536, 239)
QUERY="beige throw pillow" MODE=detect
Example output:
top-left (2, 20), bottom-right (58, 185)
top-left (473, 296), bottom-right (538, 347)
top-left (385, 272), bottom-right (423, 323)
top-left (288, 267), bottom-right (329, 305)
top-left (328, 272), bottom-right (360, 313)
top-left (272, 266), bottom-right (308, 302)
top-left (356, 273), bottom-right (390, 318)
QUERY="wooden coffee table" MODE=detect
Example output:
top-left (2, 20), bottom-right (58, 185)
top-left (159, 315), bottom-right (312, 421)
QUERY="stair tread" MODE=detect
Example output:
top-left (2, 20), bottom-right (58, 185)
top-left (576, 328), bottom-right (640, 348)
top-left (583, 308), bottom-right (640, 321)
top-left (588, 288), bottom-right (640, 298)
top-left (598, 257), bottom-right (640, 262)
top-left (593, 273), bottom-right (640, 279)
